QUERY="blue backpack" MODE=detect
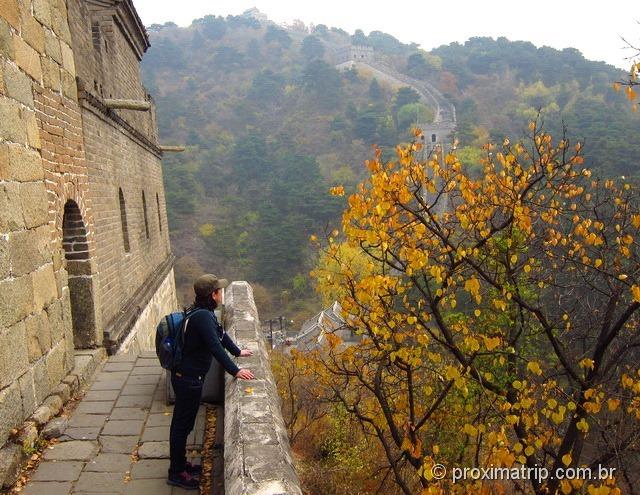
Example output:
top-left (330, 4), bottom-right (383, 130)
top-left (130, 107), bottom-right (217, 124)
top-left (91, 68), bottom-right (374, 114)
top-left (155, 309), bottom-right (205, 370)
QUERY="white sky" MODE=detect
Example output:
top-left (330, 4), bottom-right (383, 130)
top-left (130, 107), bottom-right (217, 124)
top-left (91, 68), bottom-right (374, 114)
top-left (132, 0), bottom-right (639, 70)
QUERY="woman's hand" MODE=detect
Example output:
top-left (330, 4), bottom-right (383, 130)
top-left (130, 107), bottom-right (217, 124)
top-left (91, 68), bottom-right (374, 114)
top-left (239, 349), bottom-right (253, 357)
top-left (235, 368), bottom-right (255, 380)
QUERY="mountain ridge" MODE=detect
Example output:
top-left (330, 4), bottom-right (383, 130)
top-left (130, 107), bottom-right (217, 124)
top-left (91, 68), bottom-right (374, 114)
top-left (141, 14), bottom-right (638, 318)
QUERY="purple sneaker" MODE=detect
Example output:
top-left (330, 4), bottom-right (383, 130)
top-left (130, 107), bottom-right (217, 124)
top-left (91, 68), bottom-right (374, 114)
top-left (167, 471), bottom-right (199, 490)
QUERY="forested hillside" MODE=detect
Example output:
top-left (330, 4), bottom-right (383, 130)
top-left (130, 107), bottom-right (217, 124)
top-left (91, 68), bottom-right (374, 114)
top-left (140, 12), bottom-right (638, 318)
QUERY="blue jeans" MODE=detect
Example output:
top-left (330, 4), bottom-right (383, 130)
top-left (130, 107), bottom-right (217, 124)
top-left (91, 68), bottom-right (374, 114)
top-left (169, 372), bottom-right (203, 475)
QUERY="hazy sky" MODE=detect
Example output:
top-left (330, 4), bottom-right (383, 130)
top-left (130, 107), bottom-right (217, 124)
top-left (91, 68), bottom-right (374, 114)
top-left (132, 0), bottom-right (639, 70)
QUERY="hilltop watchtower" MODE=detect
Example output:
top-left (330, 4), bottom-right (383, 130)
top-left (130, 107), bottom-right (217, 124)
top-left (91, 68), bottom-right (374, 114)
top-left (335, 44), bottom-right (374, 65)
top-left (417, 120), bottom-right (456, 216)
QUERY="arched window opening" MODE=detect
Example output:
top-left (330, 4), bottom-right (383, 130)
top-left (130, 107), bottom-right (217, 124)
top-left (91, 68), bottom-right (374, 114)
top-left (62, 200), bottom-right (98, 348)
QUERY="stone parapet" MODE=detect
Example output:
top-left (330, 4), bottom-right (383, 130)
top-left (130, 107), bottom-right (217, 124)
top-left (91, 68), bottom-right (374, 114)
top-left (223, 281), bottom-right (302, 495)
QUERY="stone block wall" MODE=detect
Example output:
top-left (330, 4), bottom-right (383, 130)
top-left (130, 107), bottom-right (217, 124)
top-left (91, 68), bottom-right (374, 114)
top-left (0, 0), bottom-right (177, 461)
top-left (0, 0), bottom-right (79, 449)
top-left (223, 282), bottom-right (302, 495)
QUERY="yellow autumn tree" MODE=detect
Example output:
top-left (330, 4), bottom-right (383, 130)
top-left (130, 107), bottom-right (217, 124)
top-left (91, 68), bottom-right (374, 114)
top-left (614, 38), bottom-right (639, 110)
top-left (303, 120), bottom-right (639, 494)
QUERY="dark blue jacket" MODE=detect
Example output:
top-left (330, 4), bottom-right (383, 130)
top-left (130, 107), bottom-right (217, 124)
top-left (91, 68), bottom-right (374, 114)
top-left (178, 308), bottom-right (241, 377)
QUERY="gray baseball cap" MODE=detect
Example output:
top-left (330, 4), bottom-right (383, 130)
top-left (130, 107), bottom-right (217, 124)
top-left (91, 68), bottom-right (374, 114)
top-left (194, 274), bottom-right (229, 297)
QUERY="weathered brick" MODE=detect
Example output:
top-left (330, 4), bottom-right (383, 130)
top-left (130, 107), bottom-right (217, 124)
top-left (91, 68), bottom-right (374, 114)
top-left (23, 108), bottom-right (41, 149)
top-left (3, 60), bottom-right (33, 106)
top-left (0, 443), bottom-right (24, 489)
top-left (8, 226), bottom-right (50, 276)
top-left (7, 144), bottom-right (43, 181)
top-left (61, 68), bottom-right (75, 99)
top-left (32, 263), bottom-right (57, 311)
top-left (51, 0), bottom-right (70, 45)
top-left (0, 0), bottom-right (19, 30)
top-left (60, 40), bottom-right (74, 77)
top-left (41, 55), bottom-right (60, 91)
top-left (18, 368), bottom-right (37, 418)
top-left (26, 312), bottom-right (49, 362)
top-left (33, 357), bottom-right (49, 403)
top-left (20, 182), bottom-right (49, 228)
top-left (0, 274), bottom-right (33, 327)
top-left (0, 17), bottom-right (13, 59)
top-left (0, 321), bottom-right (28, 388)
top-left (46, 297), bottom-right (66, 344)
top-left (0, 382), bottom-right (22, 447)
top-left (43, 29), bottom-right (61, 63)
top-left (0, 235), bottom-right (8, 279)
top-left (21, 13), bottom-right (45, 53)
top-left (14, 35), bottom-right (42, 81)
top-left (33, 0), bottom-right (51, 28)
top-left (45, 340), bottom-right (67, 389)
top-left (0, 182), bottom-right (24, 231)
top-left (0, 97), bottom-right (26, 143)
top-left (0, 144), bottom-right (7, 179)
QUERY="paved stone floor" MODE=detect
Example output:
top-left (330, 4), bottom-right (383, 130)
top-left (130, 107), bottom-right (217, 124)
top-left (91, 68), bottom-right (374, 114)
top-left (22, 351), bottom-right (206, 495)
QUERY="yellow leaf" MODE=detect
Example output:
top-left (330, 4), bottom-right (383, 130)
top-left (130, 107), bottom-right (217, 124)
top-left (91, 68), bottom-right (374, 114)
top-left (561, 480), bottom-right (573, 494)
top-left (632, 285), bottom-right (640, 303)
top-left (445, 366), bottom-right (460, 381)
top-left (579, 358), bottom-right (595, 370)
top-left (330, 185), bottom-right (345, 196)
top-left (464, 336), bottom-right (480, 352)
top-left (464, 277), bottom-right (481, 296)
top-left (484, 336), bottom-right (501, 351)
top-left (626, 86), bottom-right (637, 101)
top-left (527, 361), bottom-right (542, 376)
top-left (562, 453), bottom-right (572, 466)
top-left (576, 418), bottom-right (590, 432)
top-left (463, 423), bottom-right (477, 436)
top-left (607, 398), bottom-right (620, 411)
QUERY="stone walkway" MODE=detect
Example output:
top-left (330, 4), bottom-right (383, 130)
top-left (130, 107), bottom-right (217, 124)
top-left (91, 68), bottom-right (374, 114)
top-left (22, 351), bottom-right (206, 495)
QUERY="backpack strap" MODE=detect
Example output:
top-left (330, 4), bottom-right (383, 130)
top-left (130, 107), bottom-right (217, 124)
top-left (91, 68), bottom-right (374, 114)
top-left (180, 308), bottom-right (208, 347)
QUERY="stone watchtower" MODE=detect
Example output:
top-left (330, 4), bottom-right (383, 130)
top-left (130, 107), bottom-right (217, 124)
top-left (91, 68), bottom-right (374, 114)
top-left (417, 120), bottom-right (456, 215)
top-left (335, 44), bottom-right (374, 66)
top-left (0, 0), bottom-right (177, 456)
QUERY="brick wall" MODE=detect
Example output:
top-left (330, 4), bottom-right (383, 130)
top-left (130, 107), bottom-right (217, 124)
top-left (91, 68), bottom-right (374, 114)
top-left (80, 104), bottom-right (172, 347)
top-left (67, 0), bottom-right (158, 141)
top-left (65, 0), bottom-right (175, 351)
